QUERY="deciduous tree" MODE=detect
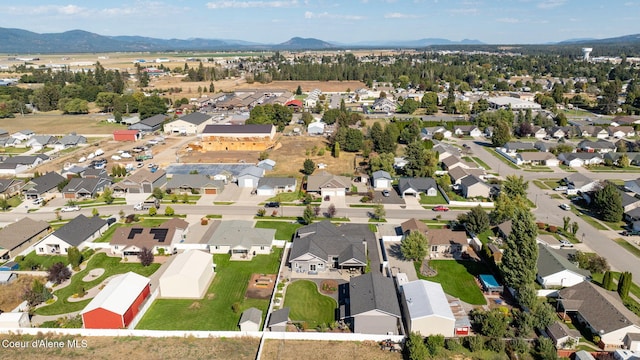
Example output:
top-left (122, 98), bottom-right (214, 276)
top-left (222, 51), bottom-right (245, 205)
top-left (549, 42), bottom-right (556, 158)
top-left (401, 231), bottom-right (428, 261)
top-left (138, 247), bottom-right (154, 266)
top-left (47, 262), bottom-right (72, 285)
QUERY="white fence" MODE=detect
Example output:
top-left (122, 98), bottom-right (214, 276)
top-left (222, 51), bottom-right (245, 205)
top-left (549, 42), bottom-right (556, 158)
top-left (448, 201), bottom-right (494, 208)
top-left (127, 288), bottom-right (159, 330)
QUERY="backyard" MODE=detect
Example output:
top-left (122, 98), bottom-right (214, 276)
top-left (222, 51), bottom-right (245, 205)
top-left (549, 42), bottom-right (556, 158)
top-left (415, 259), bottom-right (488, 305)
top-left (283, 280), bottom-right (337, 329)
top-left (136, 248), bottom-right (282, 330)
top-left (255, 220), bottom-right (302, 241)
top-left (34, 252), bottom-right (160, 315)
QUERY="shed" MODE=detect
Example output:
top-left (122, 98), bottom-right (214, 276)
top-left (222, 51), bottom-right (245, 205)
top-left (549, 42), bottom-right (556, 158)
top-left (113, 130), bottom-right (141, 142)
top-left (81, 272), bottom-right (151, 329)
top-left (268, 307), bottom-right (290, 332)
top-left (401, 280), bottom-right (455, 337)
top-left (0, 271), bottom-right (17, 284)
top-left (0, 261), bottom-right (19, 271)
top-left (239, 307), bottom-right (262, 332)
top-left (0, 312), bottom-right (31, 328)
top-left (372, 170), bottom-right (392, 190)
top-left (159, 250), bottom-right (215, 299)
top-left (307, 121), bottom-right (325, 135)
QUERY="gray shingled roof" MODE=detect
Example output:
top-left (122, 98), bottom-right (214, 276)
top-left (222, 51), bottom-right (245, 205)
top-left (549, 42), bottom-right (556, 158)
top-left (166, 174), bottom-right (222, 189)
top-left (537, 244), bottom-right (590, 278)
top-left (268, 307), bottom-right (290, 326)
top-left (0, 217), bottom-right (50, 251)
top-left (306, 172), bottom-right (351, 192)
top-left (290, 221), bottom-right (370, 266)
top-left (51, 215), bottom-right (107, 247)
top-left (239, 307), bottom-right (262, 326)
top-left (257, 177), bottom-right (296, 189)
top-left (348, 273), bottom-right (401, 317)
top-left (177, 112), bottom-right (211, 125)
top-left (398, 177), bottom-right (437, 194)
top-left (26, 172), bottom-right (65, 194)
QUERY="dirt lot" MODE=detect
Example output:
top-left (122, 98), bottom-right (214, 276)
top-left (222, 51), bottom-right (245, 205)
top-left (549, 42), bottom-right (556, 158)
top-left (245, 273), bottom-right (276, 300)
top-left (0, 335), bottom-right (259, 360)
top-left (261, 340), bottom-right (402, 360)
top-left (0, 275), bottom-right (44, 312)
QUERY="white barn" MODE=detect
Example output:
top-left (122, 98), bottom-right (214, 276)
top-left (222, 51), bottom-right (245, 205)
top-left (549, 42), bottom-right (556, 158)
top-left (159, 250), bottom-right (215, 299)
top-left (401, 280), bottom-right (455, 337)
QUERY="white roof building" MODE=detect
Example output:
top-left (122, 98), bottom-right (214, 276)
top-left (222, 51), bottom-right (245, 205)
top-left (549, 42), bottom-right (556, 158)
top-left (488, 96), bottom-right (542, 110)
top-left (401, 280), bottom-right (456, 337)
top-left (159, 250), bottom-right (215, 299)
top-left (0, 312), bottom-right (31, 328)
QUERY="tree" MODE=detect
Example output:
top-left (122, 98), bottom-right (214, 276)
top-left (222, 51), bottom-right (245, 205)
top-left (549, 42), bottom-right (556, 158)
top-left (372, 204), bottom-right (385, 220)
top-left (618, 271), bottom-right (633, 300)
top-left (138, 247), bottom-right (154, 266)
top-left (563, 216), bottom-right (571, 232)
top-left (400, 98), bottom-right (419, 114)
top-left (332, 142), bottom-right (340, 158)
top-left (152, 187), bottom-right (164, 200)
top-left (100, 187), bottom-right (113, 205)
top-left (491, 119), bottom-right (511, 147)
top-left (464, 206), bottom-right (490, 234)
top-left (490, 192), bottom-right (529, 225)
top-left (403, 141), bottom-right (438, 177)
top-left (0, 198), bottom-right (9, 211)
top-left (619, 153), bottom-right (630, 168)
top-left (500, 208), bottom-right (538, 308)
top-left (148, 207), bottom-right (157, 216)
top-left (67, 247), bottom-right (82, 269)
top-left (301, 111), bottom-right (313, 126)
top-left (570, 221), bottom-right (579, 236)
top-left (369, 152), bottom-right (395, 175)
top-left (302, 158), bottom-right (315, 175)
top-left (302, 205), bottom-right (315, 225)
top-left (164, 206), bottom-right (175, 216)
top-left (501, 175), bottom-right (528, 198)
top-left (401, 231), bottom-right (428, 262)
top-left (92, 207), bottom-right (99, 217)
top-left (327, 203), bottom-right (336, 218)
top-left (602, 270), bottom-right (614, 290)
top-left (47, 262), bottom-right (72, 285)
top-left (425, 335), bottom-right (445, 356)
top-left (421, 92), bottom-right (439, 114)
top-left (23, 279), bottom-right (52, 307)
top-left (139, 95), bottom-right (168, 120)
top-left (471, 308), bottom-right (511, 338)
top-left (406, 332), bottom-right (428, 360)
top-left (536, 337), bottom-right (558, 360)
top-left (592, 182), bottom-right (623, 222)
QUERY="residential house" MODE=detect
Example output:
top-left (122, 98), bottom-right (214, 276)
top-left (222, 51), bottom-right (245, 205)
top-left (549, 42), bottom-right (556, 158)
top-left (128, 114), bottom-right (169, 133)
top-left (549, 126), bottom-right (568, 139)
top-left (0, 178), bottom-right (24, 199)
top-left (427, 228), bottom-right (468, 258)
top-left (11, 129), bottom-right (34, 142)
top-left (306, 172), bottom-right (351, 198)
top-left (618, 189), bottom-right (640, 213)
top-left (22, 171), bottom-right (65, 199)
top-left (609, 126), bottom-right (636, 139)
top-left (54, 134), bottom-right (86, 150)
top-left (236, 166), bottom-right (264, 188)
top-left (459, 175), bottom-right (492, 198)
top-left (400, 280), bottom-right (456, 337)
top-left (372, 170), bottom-right (393, 190)
top-left (398, 177), bottom-right (438, 198)
top-left (536, 244), bottom-right (590, 288)
top-left (112, 168), bottom-right (167, 195)
top-left (267, 308), bottom-right (290, 332)
top-left (441, 155), bottom-right (474, 171)
top-left (166, 174), bottom-right (224, 195)
top-left (26, 135), bottom-right (56, 150)
top-left (533, 127), bottom-right (548, 139)
top-left (110, 218), bottom-right (189, 257)
top-left (611, 116), bottom-right (640, 126)
top-left (371, 97), bottom-right (396, 113)
top-left (516, 152), bottom-right (560, 166)
top-left (564, 173), bottom-right (601, 193)
top-left (422, 127), bottom-right (452, 140)
top-left (605, 152), bottom-right (640, 166)
top-left (307, 121), bottom-right (325, 135)
top-left (534, 141), bottom-right (558, 153)
top-left (35, 215), bottom-right (108, 255)
top-left (496, 220), bottom-right (512, 240)
top-left (206, 220), bottom-right (275, 260)
top-left (289, 221), bottom-right (371, 274)
top-left (432, 142), bottom-right (460, 161)
top-left (577, 125), bottom-right (608, 139)
top-left (558, 152), bottom-right (604, 167)
top-left (400, 218), bottom-right (429, 237)
top-left (453, 125), bottom-right (482, 137)
top-left (503, 141), bottom-right (536, 154)
top-left (578, 139), bottom-right (616, 153)
top-left (625, 178), bottom-right (640, 196)
top-left (448, 167), bottom-right (485, 185)
top-left (558, 281), bottom-right (640, 349)
top-left (62, 176), bottom-right (111, 199)
top-left (393, 157), bottom-right (407, 170)
top-left (164, 112), bottom-right (213, 135)
top-left (61, 165), bottom-right (87, 179)
top-left (341, 272), bottom-right (402, 335)
top-left (546, 321), bottom-right (581, 349)
top-left (256, 177), bottom-right (297, 196)
top-left (0, 218), bottom-right (51, 258)
top-left (2, 154), bottom-right (48, 169)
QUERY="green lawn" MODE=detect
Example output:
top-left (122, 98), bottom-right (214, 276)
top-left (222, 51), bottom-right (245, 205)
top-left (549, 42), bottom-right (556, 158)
top-left (16, 251), bottom-right (70, 270)
top-left (613, 238), bottom-right (640, 258)
top-left (472, 157), bottom-right (491, 170)
top-left (267, 191), bottom-right (303, 203)
top-left (415, 260), bottom-right (487, 305)
top-left (485, 148), bottom-right (519, 169)
top-left (284, 280), bottom-right (336, 328)
top-left (532, 180), bottom-right (549, 190)
top-left (35, 252), bottom-right (160, 315)
top-left (570, 208), bottom-right (609, 231)
top-left (477, 229), bottom-right (495, 245)
top-left (255, 220), bottom-right (301, 241)
top-left (136, 249), bottom-right (282, 330)
top-left (419, 192), bottom-right (447, 205)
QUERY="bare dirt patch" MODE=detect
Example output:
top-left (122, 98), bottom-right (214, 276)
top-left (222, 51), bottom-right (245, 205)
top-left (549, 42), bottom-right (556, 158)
top-left (261, 340), bottom-right (402, 360)
top-left (0, 334), bottom-right (259, 360)
top-left (0, 275), bottom-right (44, 312)
top-left (245, 273), bottom-right (276, 300)
top-left (320, 280), bottom-right (338, 295)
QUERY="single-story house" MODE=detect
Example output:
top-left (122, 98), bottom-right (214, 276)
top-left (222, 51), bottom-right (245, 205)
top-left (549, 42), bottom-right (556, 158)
top-left (371, 97), bottom-right (396, 113)
top-left (164, 112), bottom-right (214, 135)
top-left (453, 125), bottom-right (482, 137)
top-left (112, 168), bottom-right (167, 195)
top-left (35, 215), bottom-right (108, 255)
top-left (237, 166), bottom-right (264, 188)
top-left (546, 321), bottom-right (581, 349)
top-left (239, 307), bottom-right (263, 332)
top-left (427, 228), bottom-right (468, 258)
top-left (400, 280), bottom-right (456, 337)
top-left (533, 127), bottom-right (548, 139)
top-left (536, 244), bottom-right (590, 288)
top-left (372, 170), bottom-right (393, 190)
top-left (441, 155), bottom-right (474, 171)
top-left (535, 141), bottom-right (558, 153)
top-left (0, 178), bottom-right (24, 199)
top-left (459, 175), bottom-right (492, 198)
top-left (516, 152), bottom-right (559, 166)
top-left (578, 139), bottom-right (616, 153)
top-left (564, 173), bottom-right (601, 193)
top-left (207, 220), bottom-right (275, 260)
top-left (0, 218), bottom-right (50, 258)
top-left (558, 281), bottom-right (640, 349)
top-left (503, 141), bottom-right (536, 154)
top-left (113, 130), bottom-right (141, 142)
top-left (558, 152), bottom-right (604, 167)
top-left (166, 174), bottom-right (224, 195)
top-left (128, 114), bottom-right (169, 133)
top-left (448, 167), bottom-right (485, 185)
top-left (398, 177), bottom-right (438, 198)
top-left (341, 272), bottom-right (402, 335)
top-left (432, 142), bottom-right (461, 160)
top-left (577, 125), bottom-right (608, 139)
top-left (26, 135), bottom-right (56, 150)
top-left (159, 250), bottom-right (215, 299)
top-left (625, 177), bottom-right (640, 196)
top-left (604, 152), bottom-right (640, 167)
top-left (422, 127), bottom-right (452, 139)
top-left (306, 172), bottom-right (351, 198)
top-left (267, 307), bottom-right (290, 332)
top-left (400, 218), bottom-right (429, 237)
top-left (608, 126), bottom-right (635, 139)
top-left (11, 129), bottom-right (34, 141)
top-left (54, 134), bottom-right (86, 150)
top-left (0, 312), bottom-right (31, 328)
top-left (62, 176), bottom-right (111, 199)
top-left (256, 177), bottom-right (297, 196)
top-left (110, 218), bottom-right (188, 257)
top-left (81, 272), bottom-right (151, 329)
top-left (289, 221), bottom-right (371, 274)
top-left (307, 121), bottom-right (325, 135)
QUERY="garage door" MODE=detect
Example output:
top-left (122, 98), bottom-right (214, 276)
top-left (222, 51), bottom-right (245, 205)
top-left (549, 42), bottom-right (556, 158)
top-left (322, 189), bottom-right (336, 197)
top-left (241, 179), bottom-right (254, 188)
top-left (204, 188), bottom-right (217, 195)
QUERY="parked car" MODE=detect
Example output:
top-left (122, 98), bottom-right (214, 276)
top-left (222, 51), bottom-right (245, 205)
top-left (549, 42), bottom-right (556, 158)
top-left (560, 203), bottom-right (571, 211)
top-left (265, 202), bottom-right (280, 208)
top-left (111, 155), bottom-right (122, 161)
top-left (433, 206), bottom-right (449, 212)
top-left (382, 190), bottom-right (390, 197)
top-left (559, 239), bottom-right (573, 247)
top-left (120, 152), bottom-right (132, 158)
top-left (554, 186), bottom-right (568, 191)
top-left (60, 205), bottom-right (80, 212)
top-left (32, 197), bottom-right (44, 205)
top-left (622, 229), bottom-right (640, 236)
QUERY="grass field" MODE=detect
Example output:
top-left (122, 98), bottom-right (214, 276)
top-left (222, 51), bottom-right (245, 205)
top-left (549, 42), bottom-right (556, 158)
top-left (35, 252), bottom-right (160, 315)
top-left (419, 192), bottom-right (447, 205)
top-left (283, 280), bottom-right (337, 329)
top-left (16, 251), bottom-right (70, 270)
top-left (255, 220), bottom-right (301, 241)
top-left (136, 249), bottom-right (281, 330)
top-left (415, 260), bottom-right (488, 305)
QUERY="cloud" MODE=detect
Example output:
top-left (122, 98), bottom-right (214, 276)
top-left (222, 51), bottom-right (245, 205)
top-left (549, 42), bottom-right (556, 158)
top-left (304, 11), bottom-right (364, 20)
top-left (384, 12), bottom-right (421, 19)
top-left (537, 0), bottom-right (566, 9)
top-left (1, 4), bottom-right (89, 16)
top-left (448, 8), bottom-right (479, 15)
top-left (206, 0), bottom-right (298, 9)
top-left (497, 17), bottom-right (519, 23)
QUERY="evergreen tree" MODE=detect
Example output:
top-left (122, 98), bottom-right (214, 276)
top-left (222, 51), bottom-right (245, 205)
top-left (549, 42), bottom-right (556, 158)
top-left (302, 158), bottom-right (315, 175)
top-left (602, 270), bottom-right (614, 291)
top-left (593, 182), bottom-right (623, 222)
top-left (618, 271), bottom-right (632, 299)
top-left (332, 142), bottom-right (340, 158)
top-left (491, 119), bottom-right (512, 147)
top-left (501, 175), bottom-right (529, 198)
top-left (302, 205), bottom-right (315, 225)
top-left (464, 205), bottom-right (490, 234)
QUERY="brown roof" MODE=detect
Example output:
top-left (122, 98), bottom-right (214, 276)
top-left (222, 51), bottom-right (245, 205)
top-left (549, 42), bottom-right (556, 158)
top-left (400, 218), bottom-right (429, 235)
top-left (110, 218), bottom-right (185, 250)
top-left (125, 168), bottom-right (166, 185)
top-left (427, 229), bottom-right (468, 247)
top-left (0, 217), bottom-right (50, 251)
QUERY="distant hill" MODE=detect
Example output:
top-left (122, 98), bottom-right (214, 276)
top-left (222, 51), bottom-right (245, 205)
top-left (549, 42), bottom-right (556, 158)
top-left (559, 34), bottom-right (640, 45)
top-left (275, 37), bottom-right (335, 49)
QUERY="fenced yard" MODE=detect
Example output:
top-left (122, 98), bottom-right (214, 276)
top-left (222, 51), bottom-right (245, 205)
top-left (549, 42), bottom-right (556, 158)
top-left (414, 259), bottom-right (488, 305)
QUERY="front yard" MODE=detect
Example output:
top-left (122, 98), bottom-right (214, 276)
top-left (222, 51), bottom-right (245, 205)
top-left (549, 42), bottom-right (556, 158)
top-left (283, 280), bottom-right (337, 329)
top-left (419, 192), bottom-right (447, 205)
top-left (255, 220), bottom-right (302, 241)
top-left (415, 259), bottom-right (488, 305)
top-left (136, 248), bottom-right (282, 330)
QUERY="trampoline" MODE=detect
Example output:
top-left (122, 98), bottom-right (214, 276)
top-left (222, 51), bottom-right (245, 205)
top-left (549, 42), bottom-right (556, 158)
top-left (479, 274), bottom-right (503, 294)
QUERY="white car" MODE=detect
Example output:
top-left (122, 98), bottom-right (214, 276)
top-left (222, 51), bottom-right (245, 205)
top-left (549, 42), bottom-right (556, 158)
top-left (111, 155), bottom-right (122, 161)
top-left (560, 203), bottom-right (571, 211)
top-left (120, 152), bottom-right (132, 158)
top-left (32, 197), bottom-right (44, 205)
top-left (78, 156), bottom-right (86, 162)
top-left (61, 205), bottom-right (80, 212)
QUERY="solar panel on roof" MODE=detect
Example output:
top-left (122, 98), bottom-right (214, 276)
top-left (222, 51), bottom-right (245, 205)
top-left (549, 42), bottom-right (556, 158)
top-left (128, 228), bottom-right (143, 239)
top-left (149, 228), bottom-right (169, 242)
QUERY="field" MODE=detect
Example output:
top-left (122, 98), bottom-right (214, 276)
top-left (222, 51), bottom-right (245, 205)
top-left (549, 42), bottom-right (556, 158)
top-left (0, 112), bottom-right (122, 135)
top-left (0, 334), bottom-right (259, 360)
top-left (0, 275), bottom-right (45, 312)
top-left (261, 340), bottom-right (402, 360)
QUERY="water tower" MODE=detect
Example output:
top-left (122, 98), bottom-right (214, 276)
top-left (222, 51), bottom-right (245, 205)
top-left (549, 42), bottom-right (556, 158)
top-left (582, 47), bottom-right (593, 61)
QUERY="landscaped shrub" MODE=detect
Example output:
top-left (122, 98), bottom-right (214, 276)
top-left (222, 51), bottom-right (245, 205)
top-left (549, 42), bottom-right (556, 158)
top-left (465, 335), bottom-right (485, 352)
top-left (231, 302), bottom-right (241, 313)
top-left (548, 225), bottom-right (558, 233)
top-left (536, 222), bottom-right (546, 229)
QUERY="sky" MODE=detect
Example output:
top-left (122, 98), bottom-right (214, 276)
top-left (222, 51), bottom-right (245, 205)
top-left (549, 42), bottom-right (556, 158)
top-left (1, 0), bottom-right (639, 44)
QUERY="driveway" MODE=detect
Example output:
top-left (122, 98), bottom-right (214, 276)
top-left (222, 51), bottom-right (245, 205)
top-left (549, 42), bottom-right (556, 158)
top-left (214, 183), bottom-right (241, 202)
top-left (383, 241), bottom-right (418, 281)
top-left (375, 188), bottom-right (404, 205)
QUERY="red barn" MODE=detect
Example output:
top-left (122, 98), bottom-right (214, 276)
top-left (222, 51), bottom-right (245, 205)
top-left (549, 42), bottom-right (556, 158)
top-left (113, 130), bottom-right (141, 142)
top-left (285, 99), bottom-right (303, 112)
top-left (81, 272), bottom-right (150, 329)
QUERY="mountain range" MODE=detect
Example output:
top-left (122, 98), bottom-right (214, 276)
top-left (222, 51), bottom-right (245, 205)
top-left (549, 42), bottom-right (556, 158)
top-left (0, 27), bottom-right (639, 53)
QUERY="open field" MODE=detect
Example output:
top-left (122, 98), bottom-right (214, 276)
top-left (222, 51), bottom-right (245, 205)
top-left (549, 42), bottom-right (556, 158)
top-left (261, 340), bottom-right (402, 360)
top-left (0, 112), bottom-right (122, 134)
top-left (0, 275), bottom-right (45, 312)
top-left (0, 334), bottom-right (259, 360)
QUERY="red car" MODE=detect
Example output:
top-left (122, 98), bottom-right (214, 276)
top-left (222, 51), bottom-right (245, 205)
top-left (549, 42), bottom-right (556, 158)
top-left (433, 206), bottom-right (450, 212)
